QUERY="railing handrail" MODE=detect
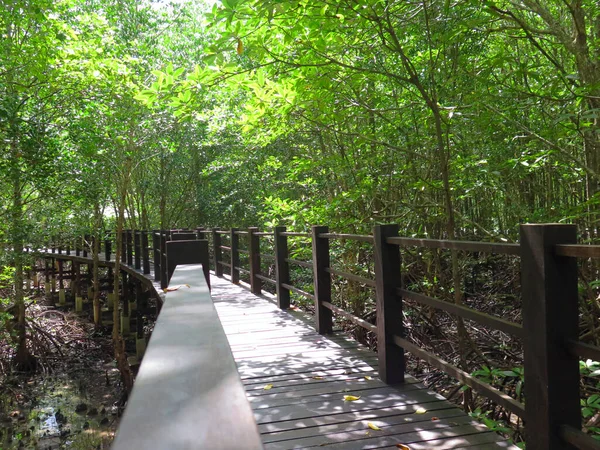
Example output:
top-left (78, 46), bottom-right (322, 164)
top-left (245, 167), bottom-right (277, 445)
top-left (111, 264), bottom-right (263, 450)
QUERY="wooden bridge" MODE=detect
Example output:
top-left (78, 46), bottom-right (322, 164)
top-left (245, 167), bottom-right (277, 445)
top-left (30, 224), bottom-right (600, 450)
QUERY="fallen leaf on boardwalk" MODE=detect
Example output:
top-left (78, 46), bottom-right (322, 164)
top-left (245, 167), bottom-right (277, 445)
top-left (431, 416), bottom-right (439, 421)
top-left (163, 284), bottom-right (190, 292)
top-left (367, 422), bottom-right (381, 431)
top-left (263, 384), bottom-right (273, 390)
top-left (364, 375), bottom-right (372, 380)
top-left (415, 407), bottom-right (427, 414)
top-left (395, 445), bottom-right (410, 449)
top-left (312, 376), bottom-right (324, 380)
top-left (365, 431), bottom-right (371, 436)
top-left (343, 395), bottom-right (361, 401)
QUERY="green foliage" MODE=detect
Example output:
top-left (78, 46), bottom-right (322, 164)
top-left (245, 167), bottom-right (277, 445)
top-left (469, 408), bottom-right (512, 435)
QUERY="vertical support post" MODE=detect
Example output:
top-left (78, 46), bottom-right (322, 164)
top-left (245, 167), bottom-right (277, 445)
top-left (105, 237), bottom-right (111, 262)
top-left (196, 227), bottom-right (206, 240)
top-left (134, 230), bottom-right (141, 270)
top-left (520, 224), bottom-right (579, 450)
top-left (248, 227), bottom-right (261, 295)
top-left (58, 260), bottom-right (65, 305)
top-left (142, 231), bottom-right (150, 274)
top-left (373, 224), bottom-right (404, 384)
top-left (44, 259), bottom-right (51, 297)
top-left (121, 230), bottom-right (127, 263)
top-left (135, 280), bottom-right (147, 359)
top-left (51, 258), bottom-right (57, 296)
top-left (58, 260), bottom-right (64, 289)
top-left (274, 226), bottom-right (290, 309)
top-left (230, 228), bottom-right (240, 284)
top-left (152, 231), bottom-right (160, 281)
top-left (74, 262), bottom-right (81, 298)
top-left (312, 226), bottom-right (333, 334)
top-left (160, 231), bottom-right (168, 289)
top-left (127, 230), bottom-right (133, 266)
top-left (66, 244), bottom-right (70, 256)
top-left (135, 280), bottom-right (144, 338)
top-left (213, 228), bottom-right (223, 277)
top-left (75, 237), bottom-right (80, 256)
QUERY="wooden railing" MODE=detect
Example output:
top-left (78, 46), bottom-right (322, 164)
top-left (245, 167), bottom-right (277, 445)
top-left (34, 223), bottom-right (600, 449)
top-left (206, 223), bottom-right (600, 450)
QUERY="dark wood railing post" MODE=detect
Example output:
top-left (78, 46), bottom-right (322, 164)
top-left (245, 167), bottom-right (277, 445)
top-left (134, 230), bottom-right (141, 270)
top-left (373, 224), bottom-right (404, 384)
top-left (152, 231), bottom-right (160, 281)
top-left (248, 227), bottom-right (261, 295)
top-left (121, 231), bottom-right (127, 263)
top-left (160, 231), bottom-right (168, 289)
top-left (75, 237), bottom-right (80, 256)
top-left (127, 230), bottom-right (134, 266)
top-left (142, 231), bottom-right (150, 274)
top-left (196, 227), bottom-right (206, 240)
top-left (213, 228), bottom-right (223, 277)
top-left (230, 228), bottom-right (240, 284)
top-left (274, 226), bottom-right (290, 310)
top-left (312, 226), bottom-right (333, 334)
top-left (73, 261), bottom-right (80, 298)
top-left (520, 224), bottom-right (580, 450)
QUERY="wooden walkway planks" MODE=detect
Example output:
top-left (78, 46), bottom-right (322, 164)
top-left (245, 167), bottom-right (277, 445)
top-left (212, 276), bottom-right (519, 450)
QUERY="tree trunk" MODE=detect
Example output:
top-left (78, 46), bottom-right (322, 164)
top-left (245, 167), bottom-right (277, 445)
top-left (92, 204), bottom-right (102, 328)
top-left (112, 156), bottom-right (134, 393)
top-left (11, 138), bottom-right (33, 369)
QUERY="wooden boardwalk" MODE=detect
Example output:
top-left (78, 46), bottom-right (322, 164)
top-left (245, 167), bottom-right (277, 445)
top-left (212, 276), bottom-right (518, 450)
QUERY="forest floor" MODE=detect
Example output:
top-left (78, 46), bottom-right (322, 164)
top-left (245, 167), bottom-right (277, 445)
top-left (0, 290), bottom-right (122, 450)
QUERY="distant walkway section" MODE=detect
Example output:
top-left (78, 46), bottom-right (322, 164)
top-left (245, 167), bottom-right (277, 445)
top-left (211, 276), bottom-right (518, 450)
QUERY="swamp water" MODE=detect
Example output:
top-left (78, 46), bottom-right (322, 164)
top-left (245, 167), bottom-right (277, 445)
top-left (0, 366), bottom-right (120, 450)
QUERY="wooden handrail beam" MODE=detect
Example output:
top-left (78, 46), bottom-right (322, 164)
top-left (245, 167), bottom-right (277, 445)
top-left (111, 264), bottom-right (263, 450)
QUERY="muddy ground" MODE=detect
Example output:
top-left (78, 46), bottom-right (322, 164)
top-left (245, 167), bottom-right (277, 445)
top-left (1, 293), bottom-right (124, 450)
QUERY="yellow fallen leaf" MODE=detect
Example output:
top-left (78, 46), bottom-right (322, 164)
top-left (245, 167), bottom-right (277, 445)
top-left (415, 407), bottom-right (427, 414)
top-left (365, 431), bottom-right (371, 436)
top-left (367, 422), bottom-right (381, 431)
top-left (263, 384), bottom-right (273, 390)
top-left (364, 375), bottom-right (372, 380)
top-left (312, 376), bottom-right (324, 380)
top-left (396, 445), bottom-right (410, 450)
top-left (163, 284), bottom-right (190, 292)
top-left (343, 395), bottom-right (361, 401)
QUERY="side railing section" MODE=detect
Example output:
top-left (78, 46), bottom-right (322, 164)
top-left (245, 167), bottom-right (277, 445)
top-left (207, 223), bottom-right (600, 450)
top-left (36, 228), bottom-right (209, 295)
